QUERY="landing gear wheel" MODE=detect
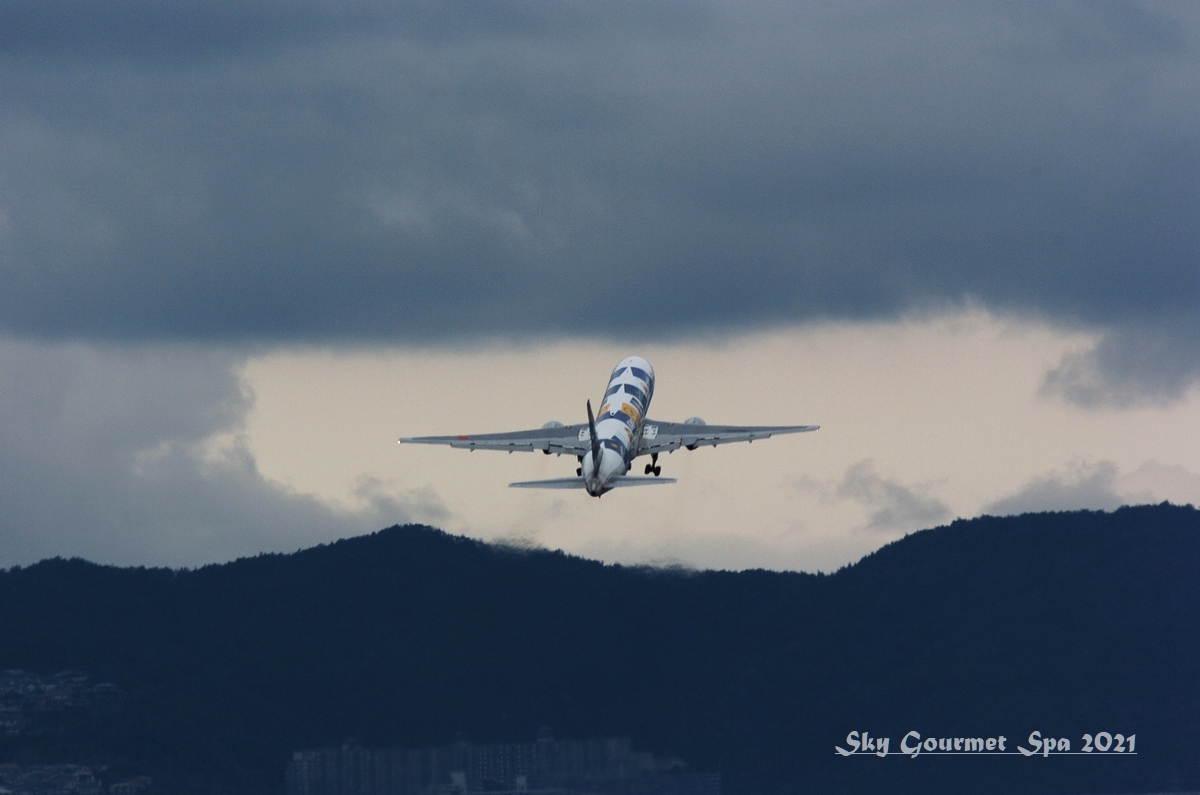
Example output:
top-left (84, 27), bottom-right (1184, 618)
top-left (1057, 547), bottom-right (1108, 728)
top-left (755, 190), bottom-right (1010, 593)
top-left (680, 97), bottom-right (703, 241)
top-left (644, 464), bottom-right (653, 475)
top-left (576, 467), bottom-right (582, 476)
top-left (653, 466), bottom-right (662, 477)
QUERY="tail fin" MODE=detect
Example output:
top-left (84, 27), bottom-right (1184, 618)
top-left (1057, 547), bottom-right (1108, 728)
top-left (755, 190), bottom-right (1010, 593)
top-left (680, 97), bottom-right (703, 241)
top-left (586, 399), bottom-right (600, 470)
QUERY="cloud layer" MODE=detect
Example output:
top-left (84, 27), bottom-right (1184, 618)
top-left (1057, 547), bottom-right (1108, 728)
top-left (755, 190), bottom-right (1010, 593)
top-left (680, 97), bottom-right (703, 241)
top-left (0, 2), bottom-right (1197, 402)
top-left (835, 460), bottom-right (952, 533)
top-left (0, 340), bottom-right (436, 568)
top-left (2, 3), bottom-right (1199, 570)
top-left (986, 458), bottom-right (1200, 517)
top-left (985, 460), bottom-right (1130, 516)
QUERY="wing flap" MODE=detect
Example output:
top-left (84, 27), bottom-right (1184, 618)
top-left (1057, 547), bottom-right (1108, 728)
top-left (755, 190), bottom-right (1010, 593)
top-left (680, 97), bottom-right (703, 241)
top-left (637, 421), bottom-right (819, 455)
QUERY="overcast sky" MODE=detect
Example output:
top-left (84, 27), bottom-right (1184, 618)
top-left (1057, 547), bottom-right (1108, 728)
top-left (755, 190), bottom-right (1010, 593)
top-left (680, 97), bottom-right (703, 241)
top-left (1, 2), bottom-right (1198, 570)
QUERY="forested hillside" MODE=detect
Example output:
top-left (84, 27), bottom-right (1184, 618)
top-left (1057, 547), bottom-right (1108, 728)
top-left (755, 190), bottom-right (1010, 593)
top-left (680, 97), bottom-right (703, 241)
top-left (1, 505), bottom-right (1197, 795)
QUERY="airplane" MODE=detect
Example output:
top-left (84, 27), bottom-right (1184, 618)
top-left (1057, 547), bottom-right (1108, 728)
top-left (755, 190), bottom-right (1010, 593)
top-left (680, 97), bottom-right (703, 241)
top-left (399, 356), bottom-right (818, 497)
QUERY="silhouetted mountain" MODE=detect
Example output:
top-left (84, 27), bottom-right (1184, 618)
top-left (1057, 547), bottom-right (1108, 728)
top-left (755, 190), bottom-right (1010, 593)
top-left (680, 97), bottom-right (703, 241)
top-left (1, 505), bottom-right (1197, 795)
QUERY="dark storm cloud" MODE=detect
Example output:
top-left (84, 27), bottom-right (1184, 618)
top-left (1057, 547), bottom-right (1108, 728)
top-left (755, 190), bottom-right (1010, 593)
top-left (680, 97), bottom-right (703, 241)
top-left (0, 2), bottom-right (1197, 401)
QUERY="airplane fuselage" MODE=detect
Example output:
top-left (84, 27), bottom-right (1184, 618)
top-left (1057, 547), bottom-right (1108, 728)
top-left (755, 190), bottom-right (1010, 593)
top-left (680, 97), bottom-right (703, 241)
top-left (581, 356), bottom-right (655, 496)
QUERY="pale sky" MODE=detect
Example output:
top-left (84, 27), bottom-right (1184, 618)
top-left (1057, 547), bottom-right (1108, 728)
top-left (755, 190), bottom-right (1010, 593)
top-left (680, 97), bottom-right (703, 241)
top-left (1, 2), bottom-right (1198, 571)
top-left (238, 309), bottom-right (1200, 572)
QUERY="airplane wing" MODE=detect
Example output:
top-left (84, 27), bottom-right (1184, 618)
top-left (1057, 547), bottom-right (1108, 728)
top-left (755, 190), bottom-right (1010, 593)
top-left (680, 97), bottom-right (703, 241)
top-left (399, 424), bottom-right (591, 456)
top-left (637, 420), bottom-right (819, 455)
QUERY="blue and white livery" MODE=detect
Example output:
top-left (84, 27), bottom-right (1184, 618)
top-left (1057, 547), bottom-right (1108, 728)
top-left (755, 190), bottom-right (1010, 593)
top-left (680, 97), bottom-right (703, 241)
top-left (400, 356), bottom-right (818, 497)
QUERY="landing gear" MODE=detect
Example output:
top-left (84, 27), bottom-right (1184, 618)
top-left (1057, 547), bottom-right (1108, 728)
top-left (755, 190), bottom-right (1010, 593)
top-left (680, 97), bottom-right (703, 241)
top-left (643, 453), bottom-right (662, 477)
top-left (576, 456), bottom-right (583, 477)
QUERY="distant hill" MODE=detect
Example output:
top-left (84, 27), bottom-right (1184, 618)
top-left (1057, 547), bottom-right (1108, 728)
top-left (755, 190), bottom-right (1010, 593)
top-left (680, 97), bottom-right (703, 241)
top-left (1, 505), bottom-right (1197, 795)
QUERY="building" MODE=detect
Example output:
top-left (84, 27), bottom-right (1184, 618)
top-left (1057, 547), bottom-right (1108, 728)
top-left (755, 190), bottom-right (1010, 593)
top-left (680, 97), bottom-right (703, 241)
top-left (286, 732), bottom-right (719, 795)
top-left (0, 764), bottom-right (103, 795)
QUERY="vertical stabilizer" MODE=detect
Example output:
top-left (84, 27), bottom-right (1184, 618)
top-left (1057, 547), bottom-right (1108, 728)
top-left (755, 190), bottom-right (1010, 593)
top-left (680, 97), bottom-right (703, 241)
top-left (586, 399), bottom-right (600, 470)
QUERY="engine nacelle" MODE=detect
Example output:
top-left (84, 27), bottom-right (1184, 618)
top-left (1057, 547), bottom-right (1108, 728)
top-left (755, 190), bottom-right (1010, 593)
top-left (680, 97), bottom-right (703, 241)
top-left (683, 416), bottom-right (706, 426)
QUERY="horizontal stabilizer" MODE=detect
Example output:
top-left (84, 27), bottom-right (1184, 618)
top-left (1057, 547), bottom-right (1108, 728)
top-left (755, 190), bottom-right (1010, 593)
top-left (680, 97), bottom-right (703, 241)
top-left (509, 475), bottom-right (677, 489)
top-left (607, 475), bottom-right (678, 486)
top-left (509, 477), bottom-right (588, 489)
